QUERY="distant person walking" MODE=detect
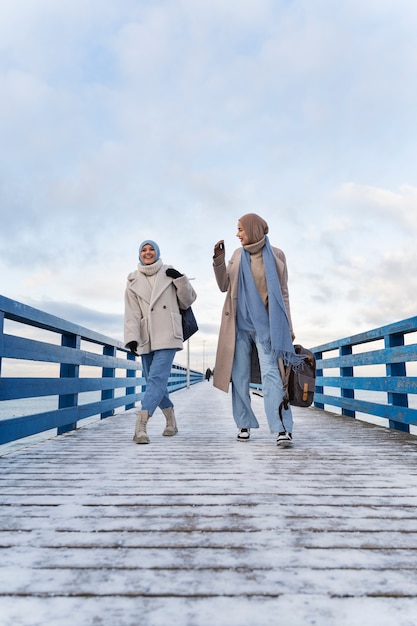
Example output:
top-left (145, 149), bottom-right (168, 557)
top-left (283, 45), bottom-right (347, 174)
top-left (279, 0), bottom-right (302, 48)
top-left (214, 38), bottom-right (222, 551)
top-left (212, 213), bottom-right (303, 446)
top-left (205, 367), bottom-right (212, 381)
top-left (124, 240), bottom-right (197, 444)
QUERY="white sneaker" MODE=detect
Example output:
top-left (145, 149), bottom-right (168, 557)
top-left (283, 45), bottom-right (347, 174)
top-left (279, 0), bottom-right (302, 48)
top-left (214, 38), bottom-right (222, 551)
top-left (237, 428), bottom-right (250, 441)
top-left (276, 431), bottom-right (292, 447)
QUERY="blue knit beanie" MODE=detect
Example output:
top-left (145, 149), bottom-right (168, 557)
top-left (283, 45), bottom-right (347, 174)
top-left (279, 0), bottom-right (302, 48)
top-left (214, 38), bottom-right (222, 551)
top-left (138, 240), bottom-right (161, 265)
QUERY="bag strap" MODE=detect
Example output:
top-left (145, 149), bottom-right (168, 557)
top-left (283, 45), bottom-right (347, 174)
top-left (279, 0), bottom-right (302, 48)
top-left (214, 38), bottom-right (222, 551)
top-left (278, 357), bottom-right (291, 428)
top-left (278, 357), bottom-right (290, 403)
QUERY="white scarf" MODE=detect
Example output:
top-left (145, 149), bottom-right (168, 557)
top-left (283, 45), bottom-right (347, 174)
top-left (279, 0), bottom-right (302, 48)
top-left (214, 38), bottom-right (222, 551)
top-left (137, 258), bottom-right (163, 288)
top-left (137, 258), bottom-right (163, 276)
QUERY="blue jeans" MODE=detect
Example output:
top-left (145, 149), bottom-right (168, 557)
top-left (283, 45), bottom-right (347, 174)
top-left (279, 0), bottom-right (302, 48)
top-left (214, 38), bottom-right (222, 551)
top-left (141, 349), bottom-right (176, 416)
top-left (231, 331), bottom-right (293, 433)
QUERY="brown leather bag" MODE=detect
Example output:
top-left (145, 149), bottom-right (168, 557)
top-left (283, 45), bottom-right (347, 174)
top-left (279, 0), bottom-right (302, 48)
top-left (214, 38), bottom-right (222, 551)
top-left (279, 344), bottom-right (316, 421)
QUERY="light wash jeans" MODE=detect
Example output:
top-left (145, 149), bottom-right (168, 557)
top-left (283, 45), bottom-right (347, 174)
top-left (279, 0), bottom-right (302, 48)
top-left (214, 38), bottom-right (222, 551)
top-left (141, 349), bottom-right (176, 416)
top-left (231, 331), bottom-right (293, 434)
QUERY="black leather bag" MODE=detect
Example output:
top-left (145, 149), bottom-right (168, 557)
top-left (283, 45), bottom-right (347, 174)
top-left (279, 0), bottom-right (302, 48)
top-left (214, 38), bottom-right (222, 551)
top-left (180, 307), bottom-right (198, 341)
top-left (279, 344), bottom-right (316, 421)
top-left (286, 345), bottom-right (316, 408)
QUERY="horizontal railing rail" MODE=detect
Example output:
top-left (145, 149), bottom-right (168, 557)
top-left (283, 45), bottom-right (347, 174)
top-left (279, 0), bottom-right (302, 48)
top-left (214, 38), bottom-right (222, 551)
top-left (0, 295), bottom-right (203, 446)
top-left (311, 316), bottom-right (417, 432)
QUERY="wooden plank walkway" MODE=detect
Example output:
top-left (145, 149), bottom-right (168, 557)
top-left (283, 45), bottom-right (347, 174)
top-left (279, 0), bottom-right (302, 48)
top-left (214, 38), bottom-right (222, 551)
top-left (1, 382), bottom-right (417, 626)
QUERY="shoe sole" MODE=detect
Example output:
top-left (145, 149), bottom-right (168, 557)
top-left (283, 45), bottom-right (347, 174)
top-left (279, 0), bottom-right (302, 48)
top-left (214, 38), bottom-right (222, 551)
top-left (277, 440), bottom-right (292, 447)
top-left (133, 436), bottom-right (150, 444)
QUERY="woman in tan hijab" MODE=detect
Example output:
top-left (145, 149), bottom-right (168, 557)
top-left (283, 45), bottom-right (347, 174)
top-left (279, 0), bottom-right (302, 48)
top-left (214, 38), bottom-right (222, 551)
top-left (212, 213), bottom-right (301, 446)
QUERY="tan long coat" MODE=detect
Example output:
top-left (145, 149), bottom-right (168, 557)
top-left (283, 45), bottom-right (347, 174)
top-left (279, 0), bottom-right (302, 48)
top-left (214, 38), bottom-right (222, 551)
top-left (124, 265), bottom-right (196, 355)
top-left (213, 246), bottom-right (294, 392)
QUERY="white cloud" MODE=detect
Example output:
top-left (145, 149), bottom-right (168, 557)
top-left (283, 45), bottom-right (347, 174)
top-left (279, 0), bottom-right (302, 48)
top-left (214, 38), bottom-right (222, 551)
top-left (339, 183), bottom-right (417, 234)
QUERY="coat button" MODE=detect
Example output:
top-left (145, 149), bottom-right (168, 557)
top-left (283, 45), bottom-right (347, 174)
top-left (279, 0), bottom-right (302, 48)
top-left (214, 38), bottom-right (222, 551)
top-left (163, 305), bottom-right (167, 309)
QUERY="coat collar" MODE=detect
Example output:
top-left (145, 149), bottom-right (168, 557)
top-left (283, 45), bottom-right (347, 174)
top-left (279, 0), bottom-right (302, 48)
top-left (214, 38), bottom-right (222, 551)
top-left (130, 264), bottom-right (172, 306)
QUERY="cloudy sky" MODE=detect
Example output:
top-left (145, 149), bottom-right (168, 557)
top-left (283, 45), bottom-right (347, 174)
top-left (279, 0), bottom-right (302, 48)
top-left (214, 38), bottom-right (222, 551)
top-left (1, 0), bottom-right (417, 371)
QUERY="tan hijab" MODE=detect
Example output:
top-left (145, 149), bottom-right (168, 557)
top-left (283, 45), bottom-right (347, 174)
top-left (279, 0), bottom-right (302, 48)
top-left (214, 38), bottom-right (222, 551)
top-left (239, 213), bottom-right (269, 244)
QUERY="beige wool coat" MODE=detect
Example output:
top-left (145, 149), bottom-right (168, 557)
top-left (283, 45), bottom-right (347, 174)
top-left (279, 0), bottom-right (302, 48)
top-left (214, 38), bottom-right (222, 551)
top-left (124, 265), bottom-right (197, 355)
top-left (213, 246), bottom-right (294, 393)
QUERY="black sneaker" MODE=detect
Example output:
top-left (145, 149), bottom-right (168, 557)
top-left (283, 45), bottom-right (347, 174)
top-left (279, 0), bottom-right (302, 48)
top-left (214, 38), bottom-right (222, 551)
top-left (237, 428), bottom-right (250, 441)
top-left (276, 431), bottom-right (292, 447)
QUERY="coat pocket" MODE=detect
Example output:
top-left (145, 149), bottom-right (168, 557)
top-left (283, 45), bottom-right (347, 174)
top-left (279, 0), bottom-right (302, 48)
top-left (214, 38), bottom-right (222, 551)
top-left (171, 312), bottom-right (183, 339)
top-left (138, 318), bottom-right (149, 347)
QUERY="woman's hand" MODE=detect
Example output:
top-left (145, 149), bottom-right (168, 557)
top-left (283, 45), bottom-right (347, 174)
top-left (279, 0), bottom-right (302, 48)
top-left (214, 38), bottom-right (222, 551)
top-left (213, 240), bottom-right (225, 258)
top-left (166, 268), bottom-right (183, 279)
top-left (126, 341), bottom-right (138, 356)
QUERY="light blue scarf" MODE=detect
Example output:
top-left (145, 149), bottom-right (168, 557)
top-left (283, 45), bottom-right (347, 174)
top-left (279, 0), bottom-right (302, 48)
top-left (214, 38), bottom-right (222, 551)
top-left (237, 236), bottom-right (303, 368)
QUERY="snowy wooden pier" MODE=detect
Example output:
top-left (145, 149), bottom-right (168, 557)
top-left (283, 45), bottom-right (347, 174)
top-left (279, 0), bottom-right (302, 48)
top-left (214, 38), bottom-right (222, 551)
top-left (1, 382), bottom-right (417, 626)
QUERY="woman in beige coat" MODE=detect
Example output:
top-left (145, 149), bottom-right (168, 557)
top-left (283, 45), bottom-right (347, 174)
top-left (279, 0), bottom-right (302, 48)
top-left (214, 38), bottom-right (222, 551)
top-left (213, 214), bottom-right (302, 446)
top-left (124, 240), bottom-right (196, 444)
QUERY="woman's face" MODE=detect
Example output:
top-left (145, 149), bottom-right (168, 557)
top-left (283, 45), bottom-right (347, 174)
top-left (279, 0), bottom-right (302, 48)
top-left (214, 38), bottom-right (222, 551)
top-left (140, 244), bottom-right (157, 265)
top-left (236, 221), bottom-right (250, 246)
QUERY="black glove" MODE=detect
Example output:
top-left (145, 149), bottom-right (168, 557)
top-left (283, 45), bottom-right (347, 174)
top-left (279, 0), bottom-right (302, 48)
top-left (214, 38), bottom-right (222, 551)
top-left (126, 341), bottom-right (138, 356)
top-left (166, 268), bottom-right (183, 279)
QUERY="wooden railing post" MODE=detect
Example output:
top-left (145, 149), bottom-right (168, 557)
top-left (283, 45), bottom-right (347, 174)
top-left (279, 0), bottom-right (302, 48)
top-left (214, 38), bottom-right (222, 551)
top-left (314, 351), bottom-right (324, 409)
top-left (126, 352), bottom-right (137, 410)
top-left (385, 332), bottom-right (409, 433)
top-left (341, 344), bottom-right (355, 417)
top-left (101, 345), bottom-right (116, 419)
top-left (58, 333), bottom-right (80, 434)
top-left (0, 311), bottom-right (4, 376)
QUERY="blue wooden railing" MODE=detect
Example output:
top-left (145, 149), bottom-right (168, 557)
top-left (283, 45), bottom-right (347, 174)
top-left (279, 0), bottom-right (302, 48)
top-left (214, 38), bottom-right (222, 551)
top-left (311, 316), bottom-right (417, 433)
top-left (0, 295), bottom-right (203, 446)
top-left (2, 294), bottom-right (416, 445)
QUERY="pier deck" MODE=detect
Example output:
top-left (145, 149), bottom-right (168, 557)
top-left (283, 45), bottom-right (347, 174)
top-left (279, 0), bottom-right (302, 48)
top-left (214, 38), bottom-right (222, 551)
top-left (1, 382), bottom-right (417, 626)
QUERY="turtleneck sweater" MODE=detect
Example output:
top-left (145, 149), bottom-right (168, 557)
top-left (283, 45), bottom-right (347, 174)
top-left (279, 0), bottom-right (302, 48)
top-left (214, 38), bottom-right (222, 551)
top-left (243, 238), bottom-right (268, 308)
